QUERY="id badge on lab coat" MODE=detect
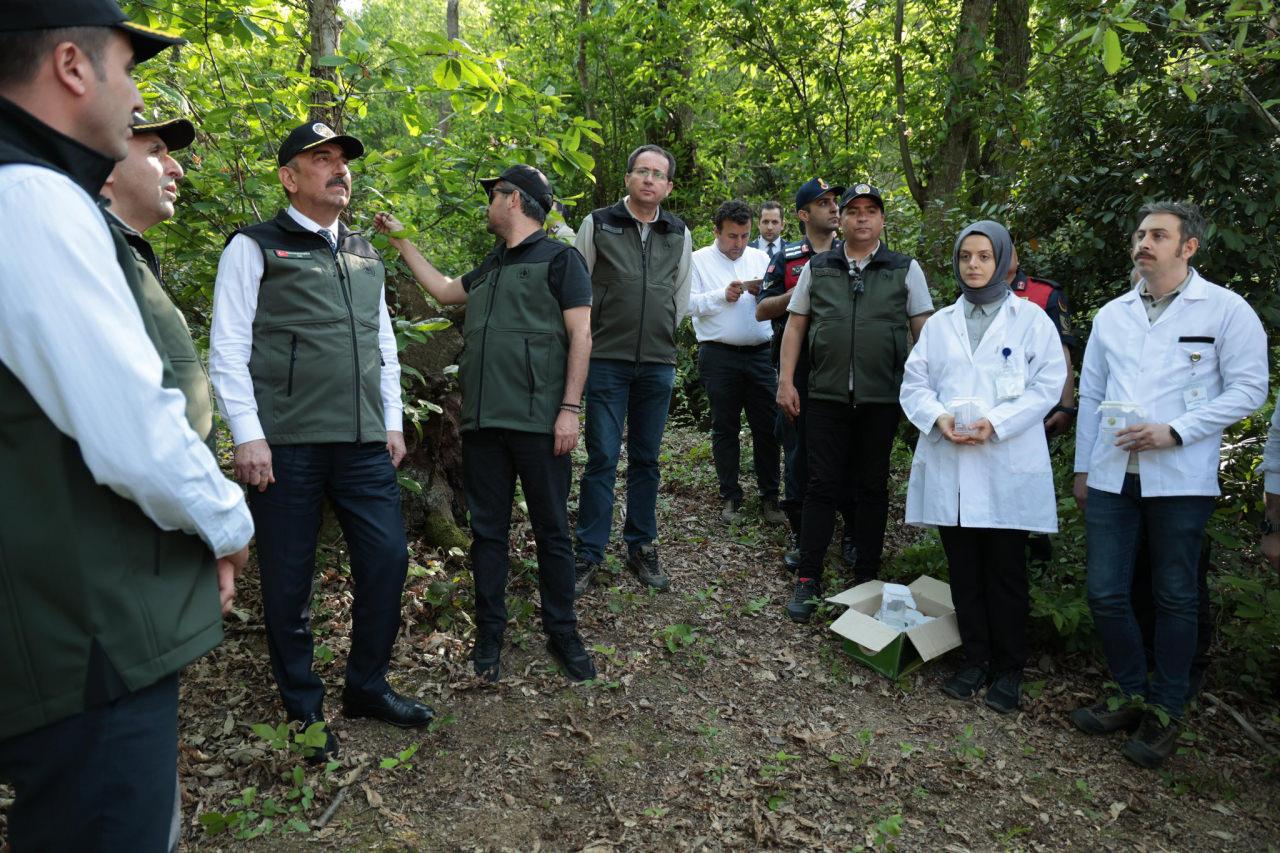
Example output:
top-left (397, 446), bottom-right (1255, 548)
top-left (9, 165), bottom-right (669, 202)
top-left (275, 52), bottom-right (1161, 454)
top-left (994, 357), bottom-right (1025, 401)
top-left (1183, 385), bottom-right (1207, 410)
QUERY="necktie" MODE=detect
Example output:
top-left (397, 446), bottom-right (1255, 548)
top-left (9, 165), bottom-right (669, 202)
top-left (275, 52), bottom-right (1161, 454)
top-left (767, 241), bottom-right (775, 255)
top-left (317, 228), bottom-right (337, 254)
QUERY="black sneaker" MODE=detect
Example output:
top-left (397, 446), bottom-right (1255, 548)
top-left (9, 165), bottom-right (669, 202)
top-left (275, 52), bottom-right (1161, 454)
top-left (471, 633), bottom-right (502, 683)
top-left (547, 630), bottom-right (597, 682)
top-left (1122, 711), bottom-right (1182, 769)
top-left (1069, 696), bottom-right (1144, 735)
top-left (786, 578), bottom-right (822, 623)
top-left (942, 665), bottom-right (989, 700)
top-left (627, 544), bottom-right (670, 591)
top-left (840, 535), bottom-right (858, 570)
top-left (984, 670), bottom-right (1022, 713)
top-left (573, 556), bottom-right (600, 599)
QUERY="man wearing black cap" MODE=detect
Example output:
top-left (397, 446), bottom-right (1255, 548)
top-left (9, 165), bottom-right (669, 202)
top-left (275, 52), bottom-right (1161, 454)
top-left (0, 4), bottom-right (252, 849)
top-left (371, 165), bottom-right (596, 683)
top-left (210, 121), bottom-right (433, 754)
top-left (755, 178), bottom-right (857, 572)
top-left (777, 184), bottom-right (934, 621)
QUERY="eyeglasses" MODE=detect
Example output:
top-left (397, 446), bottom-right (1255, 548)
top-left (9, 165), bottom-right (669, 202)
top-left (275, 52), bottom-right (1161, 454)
top-left (629, 167), bottom-right (669, 182)
top-left (486, 187), bottom-right (515, 204)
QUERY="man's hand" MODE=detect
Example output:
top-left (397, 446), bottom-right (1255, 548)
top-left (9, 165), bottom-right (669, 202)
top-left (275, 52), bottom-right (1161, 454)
top-left (386, 430), bottom-right (406, 468)
top-left (373, 212), bottom-right (406, 237)
top-left (234, 439), bottom-right (274, 492)
top-left (725, 281), bottom-right (744, 303)
top-left (554, 409), bottom-right (580, 456)
top-left (1073, 472), bottom-right (1089, 512)
top-left (1044, 410), bottom-right (1072, 439)
top-left (1115, 423), bottom-right (1177, 453)
top-left (741, 278), bottom-right (763, 296)
top-left (216, 545), bottom-right (249, 616)
top-left (777, 379), bottom-right (800, 420)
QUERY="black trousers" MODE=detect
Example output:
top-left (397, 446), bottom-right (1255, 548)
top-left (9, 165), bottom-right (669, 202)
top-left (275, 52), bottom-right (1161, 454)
top-left (697, 341), bottom-right (780, 503)
top-left (778, 363), bottom-right (857, 537)
top-left (248, 442), bottom-right (409, 719)
top-left (0, 673), bottom-right (180, 852)
top-left (462, 428), bottom-right (576, 638)
top-left (797, 399), bottom-right (899, 581)
top-left (938, 526), bottom-right (1030, 673)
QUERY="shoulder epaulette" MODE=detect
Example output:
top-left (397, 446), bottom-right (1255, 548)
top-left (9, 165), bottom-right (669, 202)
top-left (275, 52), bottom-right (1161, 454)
top-left (1025, 275), bottom-right (1062, 290)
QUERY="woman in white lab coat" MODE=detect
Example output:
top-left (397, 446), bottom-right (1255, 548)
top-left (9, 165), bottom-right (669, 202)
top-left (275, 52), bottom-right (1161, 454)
top-left (900, 220), bottom-right (1066, 713)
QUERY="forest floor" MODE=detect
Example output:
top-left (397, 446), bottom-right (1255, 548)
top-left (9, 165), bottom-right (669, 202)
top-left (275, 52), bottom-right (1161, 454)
top-left (4, 425), bottom-right (1279, 851)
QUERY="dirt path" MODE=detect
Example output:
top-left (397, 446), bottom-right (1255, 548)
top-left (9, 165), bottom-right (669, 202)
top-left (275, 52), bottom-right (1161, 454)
top-left (7, 426), bottom-right (1275, 851)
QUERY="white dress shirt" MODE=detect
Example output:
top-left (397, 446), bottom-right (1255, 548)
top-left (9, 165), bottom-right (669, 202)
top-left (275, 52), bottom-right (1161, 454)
top-left (1074, 268), bottom-right (1267, 497)
top-left (0, 164), bottom-right (252, 558)
top-left (688, 243), bottom-right (772, 346)
top-left (209, 206), bottom-right (403, 446)
top-left (753, 235), bottom-right (782, 257)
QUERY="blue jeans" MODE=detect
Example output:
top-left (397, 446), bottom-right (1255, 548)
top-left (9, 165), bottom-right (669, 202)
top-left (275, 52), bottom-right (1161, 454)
top-left (0, 673), bottom-right (180, 852)
top-left (248, 442), bottom-right (408, 718)
top-left (1085, 474), bottom-right (1213, 715)
top-left (575, 358), bottom-right (675, 563)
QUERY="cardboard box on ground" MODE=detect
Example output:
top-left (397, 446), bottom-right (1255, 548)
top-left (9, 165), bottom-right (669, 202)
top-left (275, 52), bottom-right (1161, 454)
top-left (826, 576), bottom-right (961, 679)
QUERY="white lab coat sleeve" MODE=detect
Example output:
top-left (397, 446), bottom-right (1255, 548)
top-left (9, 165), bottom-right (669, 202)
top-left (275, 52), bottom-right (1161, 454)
top-left (1074, 316), bottom-right (1109, 473)
top-left (1167, 295), bottom-right (1268, 445)
top-left (899, 316), bottom-right (948, 441)
top-left (986, 312), bottom-right (1066, 442)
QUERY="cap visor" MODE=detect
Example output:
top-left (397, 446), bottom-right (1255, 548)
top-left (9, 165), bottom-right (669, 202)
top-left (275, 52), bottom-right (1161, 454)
top-left (133, 119), bottom-right (195, 152)
top-left (117, 22), bottom-right (185, 63)
top-left (478, 177), bottom-right (501, 194)
top-left (296, 134), bottom-right (365, 161)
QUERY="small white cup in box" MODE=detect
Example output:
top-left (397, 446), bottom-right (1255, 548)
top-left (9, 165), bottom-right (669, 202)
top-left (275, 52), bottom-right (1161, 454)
top-left (947, 397), bottom-right (984, 435)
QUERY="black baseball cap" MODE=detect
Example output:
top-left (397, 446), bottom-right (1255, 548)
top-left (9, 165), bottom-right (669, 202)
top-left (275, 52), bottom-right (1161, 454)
top-left (1, 0), bottom-right (186, 63)
top-left (132, 117), bottom-right (195, 152)
top-left (479, 165), bottom-right (554, 213)
top-left (794, 177), bottom-right (843, 211)
top-left (839, 182), bottom-right (885, 212)
top-left (277, 122), bottom-right (364, 167)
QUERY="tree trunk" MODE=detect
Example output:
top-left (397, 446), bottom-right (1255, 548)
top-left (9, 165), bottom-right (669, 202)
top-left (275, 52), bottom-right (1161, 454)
top-left (577, 0), bottom-right (609, 210)
top-left (439, 0), bottom-right (460, 135)
top-left (307, 0), bottom-right (343, 129)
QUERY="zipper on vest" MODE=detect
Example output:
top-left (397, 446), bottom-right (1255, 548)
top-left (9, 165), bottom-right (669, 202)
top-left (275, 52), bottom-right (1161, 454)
top-left (287, 334), bottom-right (298, 396)
top-left (525, 337), bottom-right (534, 416)
top-left (635, 232), bottom-right (650, 363)
top-left (476, 258), bottom-right (503, 428)
top-left (336, 249), bottom-right (361, 441)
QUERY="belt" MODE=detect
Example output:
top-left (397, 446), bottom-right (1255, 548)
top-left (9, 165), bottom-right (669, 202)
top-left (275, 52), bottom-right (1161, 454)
top-left (701, 340), bottom-right (770, 353)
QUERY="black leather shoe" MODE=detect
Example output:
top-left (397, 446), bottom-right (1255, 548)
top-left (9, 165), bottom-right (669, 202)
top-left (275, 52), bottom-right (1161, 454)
top-left (546, 630), bottom-right (597, 682)
top-left (942, 665), bottom-right (989, 700)
top-left (1070, 696), bottom-right (1144, 736)
top-left (342, 688), bottom-right (435, 728)
top-left (295, 712), bottom-right (339, 764)
top-left (472, 633), bottom-right (502, 682)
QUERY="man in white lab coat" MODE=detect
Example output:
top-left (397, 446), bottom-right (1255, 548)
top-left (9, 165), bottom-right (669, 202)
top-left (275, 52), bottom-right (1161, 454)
top-left (1069, 202), bottom-right (1267, 769)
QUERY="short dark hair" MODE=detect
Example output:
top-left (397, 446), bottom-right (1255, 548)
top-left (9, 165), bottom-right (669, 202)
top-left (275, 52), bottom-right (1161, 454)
top-left (1136, 201), bottom-right (1205, 244)
top-left (626, 144), bottom-right (676, 181)
top-left (714, 200), bottom-right (754, 230)
top-left (498, 180), bottom-right (548, 225)
top-left (0, 27), bottom-right (111, 89)
top-left (759, 201), bottom-right (782, 216)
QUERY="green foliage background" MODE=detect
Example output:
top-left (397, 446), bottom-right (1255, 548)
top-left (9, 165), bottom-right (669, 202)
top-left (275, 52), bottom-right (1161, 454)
top-left (122, 0), bottom-right (1278, 693)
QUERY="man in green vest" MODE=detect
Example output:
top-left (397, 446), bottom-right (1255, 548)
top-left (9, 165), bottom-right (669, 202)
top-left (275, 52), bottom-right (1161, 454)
top-left (572, 144), bottom-right (693, 595)
top-left (210, 122), bottom-right (434, 759)
top-left (372, 165), bottom-right (596, 683)
top-left (777, 184), bottom-right (934, 621)
top-left (0, 3), bottom-right (253, 848)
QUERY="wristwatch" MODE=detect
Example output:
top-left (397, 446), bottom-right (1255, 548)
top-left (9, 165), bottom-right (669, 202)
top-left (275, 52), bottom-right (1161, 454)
top-left (1049, 405), bottom-right (1077, 418)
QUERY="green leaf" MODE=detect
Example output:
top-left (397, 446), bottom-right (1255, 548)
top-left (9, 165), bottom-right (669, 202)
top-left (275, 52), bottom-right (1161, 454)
top-left (1102, 29), bottom-right (1122, 74)
top-left (1113, 20), bottom-right (1149, 32)
top-left (1169, 0), bottom-right (1186, 18)
top-left (315, 54), bottom-right (347, 68)
top-left (1066, 25), bottom-right (1096, 46)
top-left (433, 59), bottom-right (461, 90)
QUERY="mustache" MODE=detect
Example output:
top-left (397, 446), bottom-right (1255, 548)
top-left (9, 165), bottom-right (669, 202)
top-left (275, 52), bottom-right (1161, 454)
top-left (326, 176), bottom-right (350, 188)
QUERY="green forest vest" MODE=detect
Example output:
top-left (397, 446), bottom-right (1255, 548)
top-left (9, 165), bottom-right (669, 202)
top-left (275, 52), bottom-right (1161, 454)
top-left (109, 210), bottom-right (215, 448)
top-left (0, 97), bottom-right (221, 739)
top-left (806, 244), bottom-right (914, 404)
top-left (233, 211), bottom-right (388, 444)
top-left (459, 240), bottom-right (569, 434)
top-left (588, 200), bottom-right (686, 365)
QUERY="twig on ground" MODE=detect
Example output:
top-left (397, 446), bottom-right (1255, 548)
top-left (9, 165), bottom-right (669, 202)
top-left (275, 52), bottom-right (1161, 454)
top-left (315, 765), bottom-right (369, 830)
top-left (1203, 692), bottom-right (1279, 757)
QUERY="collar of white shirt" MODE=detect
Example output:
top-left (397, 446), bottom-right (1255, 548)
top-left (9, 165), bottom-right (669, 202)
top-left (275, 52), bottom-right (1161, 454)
top-left (287, 205), bottom-right (340, 236)
top-left (844, 240), bottom-right (881, 270)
